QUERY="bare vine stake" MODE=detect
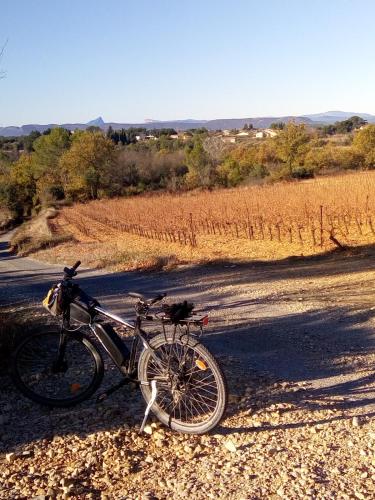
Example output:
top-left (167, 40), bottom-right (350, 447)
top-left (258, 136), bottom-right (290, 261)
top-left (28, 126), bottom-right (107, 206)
top-left (311, 225), bottom-right (316, 246)
top-left (259, 216), bottom-right (265, 239)
top-left (369, 216), bottom-right (375, 235)
top-left (288, 226), bottom-right (292, 243)
top-left (298, 226), bottom-right (303, 244)
top-left (189, 213), bottom-right (196, 247)
top-left (246, 208), bottom-right (251, 240)
top-left (276, 224), bottom-right (281, 242)
top-left (320, 205), bottom-right (324, 247)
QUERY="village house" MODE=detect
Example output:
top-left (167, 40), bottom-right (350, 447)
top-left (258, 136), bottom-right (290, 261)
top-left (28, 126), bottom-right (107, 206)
top-left (135, 133), bottom-right (147, 141)
top-left (255, 128), bottom-right (279, 139)
top-left (220, 135), bottom-right (237, 144)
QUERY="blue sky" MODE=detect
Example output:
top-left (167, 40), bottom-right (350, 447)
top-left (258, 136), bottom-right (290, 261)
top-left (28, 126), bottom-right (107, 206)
top-left (1, 0), bottom-right (375, 126)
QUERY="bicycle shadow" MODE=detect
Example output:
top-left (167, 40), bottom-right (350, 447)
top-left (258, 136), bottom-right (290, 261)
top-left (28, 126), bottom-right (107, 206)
top-left (1, 243), bottom-right (375, 451)
top-left (1, 300), bottom-right (375, 453)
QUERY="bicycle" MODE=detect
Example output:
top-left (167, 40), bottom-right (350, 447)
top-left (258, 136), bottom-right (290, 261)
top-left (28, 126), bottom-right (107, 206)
top-left (11, 261), bottom-right (227, 434)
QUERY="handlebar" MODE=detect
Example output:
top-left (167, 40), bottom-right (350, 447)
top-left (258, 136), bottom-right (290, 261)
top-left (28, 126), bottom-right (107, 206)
top-left (72, 260), bottom-right (81, 271)
top-left (63, 261), bottom-right (81, 279)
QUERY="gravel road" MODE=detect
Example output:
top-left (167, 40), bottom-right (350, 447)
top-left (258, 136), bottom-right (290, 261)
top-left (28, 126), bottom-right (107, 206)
top-left (2, 230), bottom-right (375, 394)
top-left (1, 230), bottom-right (375, 498)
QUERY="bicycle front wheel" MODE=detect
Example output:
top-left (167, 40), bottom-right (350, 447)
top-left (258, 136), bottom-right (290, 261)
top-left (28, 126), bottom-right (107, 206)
top-left (11, 328), bottom-right (104, 407)
top-left (138, 332), bottom-right (227, 434)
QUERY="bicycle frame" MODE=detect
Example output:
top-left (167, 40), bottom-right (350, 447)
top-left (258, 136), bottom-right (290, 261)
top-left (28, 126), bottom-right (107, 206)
top-left (82, 305), bottom-right (168, 383)
top-left (88, 306), bottom-right (144, 378)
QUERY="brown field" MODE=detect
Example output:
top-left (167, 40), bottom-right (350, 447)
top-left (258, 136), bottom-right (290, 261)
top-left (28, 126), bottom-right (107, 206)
top-left (36, 171), bottom-right (375, 270)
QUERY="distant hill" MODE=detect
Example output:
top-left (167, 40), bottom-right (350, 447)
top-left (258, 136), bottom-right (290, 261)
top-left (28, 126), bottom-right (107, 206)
top-left (86, 116), bottom-right (105, 127)
top-left (1, 111), bottom-right (374, 137)
top-left (204, 116), bottom-right (314, 130)
top-left (302, 111), bottom-right (375, 123)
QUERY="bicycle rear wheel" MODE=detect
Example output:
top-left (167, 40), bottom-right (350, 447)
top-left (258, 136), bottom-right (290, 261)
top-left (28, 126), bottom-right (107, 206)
top-left (138, 332), bottom-right (227, 434)
top-left (11, 328), bottom-right (104, 407)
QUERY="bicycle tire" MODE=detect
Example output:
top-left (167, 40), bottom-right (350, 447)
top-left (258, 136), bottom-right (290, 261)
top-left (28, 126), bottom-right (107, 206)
top-left (11, 328), bottom-right (104, 407)
top-left (138, 332), bottom-right (227, 434)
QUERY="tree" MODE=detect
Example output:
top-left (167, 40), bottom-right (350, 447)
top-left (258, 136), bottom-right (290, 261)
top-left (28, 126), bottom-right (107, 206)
top-left (320, 124), bottom-right (336, 136)
top-left (276, 122), bottom-right (311, 174)
top-left (353, 124), bottom-right (375, 168)
top-left (23, 130), bottom-right (42, 152)
top-left (86, 125), bottom-right (102, 133)
top-left (0, 153), bottom-right (36, 219)
top-left (270, 122), bottom-right (286, 130)
top-left (9, 154), bottom-right (37, 213)
top-left (185, 138), bottom-right (214, 187)
top-left (32, 128), bottom-right (71, 201)
top-left (106, 125), bottom-right (114, 139)
top-left (305, 145), bottom-right (363, 172)
top-left (335, 116), bottom-right (367, 133)
top-left (319, 116), bottom-right (367, 136)
top-left (217, 157), bottom-right (242, 187)
top-left (59, 131), bottom-right (115, 200)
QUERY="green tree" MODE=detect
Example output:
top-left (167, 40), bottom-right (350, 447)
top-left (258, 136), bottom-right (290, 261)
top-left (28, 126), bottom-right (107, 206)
top-left (32, 127), bottom-right (71, 200)
top-left (270, 122), bottom-right (285, 130)
top-left (60, 131), bottom-right (115, 200)
top-left (336, 116), bottom-right (367, 133)
top-left (106, 125), bottom-right (114, 139)
top-left (23, 130), bottom-right (42, 152)
top-left (305, 145), bottom-right (363, 172)
top-left (217, 157), bottom-right (242, 187)
top-left (10, 153), bottom-right (37, 213)
top-left (185, 138), bottom-right (214, 187)
top-left (353, 124), bottom-right (375, 168)
top-left (0, 153), bottom-right (36, 219)
top-left (276, 122), bottom-right (311, 174)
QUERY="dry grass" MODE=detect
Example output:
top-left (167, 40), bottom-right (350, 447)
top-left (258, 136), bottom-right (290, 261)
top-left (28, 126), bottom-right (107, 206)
top-left (0, 207), bottom-right (14, 232)
top-left (34, 171), bottom-right (375, 270)
top-left (10, 208), bottom-right (73, 255)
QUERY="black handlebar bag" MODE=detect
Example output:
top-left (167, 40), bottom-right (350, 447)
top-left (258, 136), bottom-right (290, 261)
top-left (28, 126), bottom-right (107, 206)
top-left (69, 288), bottom-right (100, 325)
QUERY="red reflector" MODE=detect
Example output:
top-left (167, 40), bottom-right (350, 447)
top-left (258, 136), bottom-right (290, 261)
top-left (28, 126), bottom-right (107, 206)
top-left (202, 316), bottom-right (209, 325)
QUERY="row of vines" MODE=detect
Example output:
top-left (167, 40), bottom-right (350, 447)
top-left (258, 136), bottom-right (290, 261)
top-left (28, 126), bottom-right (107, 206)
top-left (61, 172), bottom-right (375, 250)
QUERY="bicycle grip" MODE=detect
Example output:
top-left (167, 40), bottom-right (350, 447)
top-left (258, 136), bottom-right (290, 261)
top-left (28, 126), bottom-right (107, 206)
top-left (72, 261), bottom-right (81, 271)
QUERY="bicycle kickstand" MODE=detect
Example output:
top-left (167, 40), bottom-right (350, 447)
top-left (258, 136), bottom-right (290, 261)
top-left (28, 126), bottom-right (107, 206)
top-left (140, 380), bottom-right (158, 433)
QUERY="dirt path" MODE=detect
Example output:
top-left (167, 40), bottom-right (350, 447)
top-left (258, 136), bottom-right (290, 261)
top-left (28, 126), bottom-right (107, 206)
top-left (1, 232), bottom-right (375, 498)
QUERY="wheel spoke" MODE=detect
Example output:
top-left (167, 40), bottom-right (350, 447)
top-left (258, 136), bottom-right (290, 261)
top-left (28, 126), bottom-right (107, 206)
top-left (15, 332), bottom-right (99, 403)
top-left (144, 338), bottom-right (222, 426)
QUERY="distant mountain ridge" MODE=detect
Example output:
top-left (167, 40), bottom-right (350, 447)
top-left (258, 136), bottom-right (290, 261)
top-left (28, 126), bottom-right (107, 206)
top-left (302, 111), bottom-right (375, 123)
top-left (1, 111), bottom-right (375, 137)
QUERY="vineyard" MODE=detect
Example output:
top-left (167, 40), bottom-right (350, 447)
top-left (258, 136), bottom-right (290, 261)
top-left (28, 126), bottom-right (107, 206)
top-left (48, 171), bottom-right (375, 269)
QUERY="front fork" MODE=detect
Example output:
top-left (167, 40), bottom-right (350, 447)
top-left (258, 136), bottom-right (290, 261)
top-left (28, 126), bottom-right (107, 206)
top-left (52, 329), bottom-right (68, 373)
